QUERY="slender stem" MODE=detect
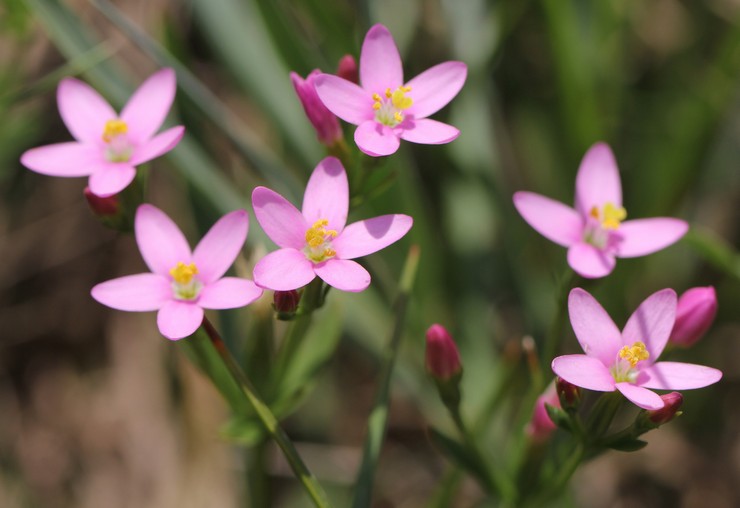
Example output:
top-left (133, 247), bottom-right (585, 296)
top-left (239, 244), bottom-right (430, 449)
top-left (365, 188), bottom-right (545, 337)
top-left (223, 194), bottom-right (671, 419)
top-left (199, 318), bottom-right (331, 508)
top-left (541, 270), bottom-right (577, 369)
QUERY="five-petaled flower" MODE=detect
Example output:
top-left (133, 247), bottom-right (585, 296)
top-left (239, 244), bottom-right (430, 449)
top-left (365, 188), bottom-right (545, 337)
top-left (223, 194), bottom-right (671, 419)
top-left (21, 68), bottom-right (184, 197)
top-left (314, 24), bottom-right (467, 157)
top-left (91, 205), bottom-right (263, 340)
top-left (513, 143), bottom-right (689, 278)
top-left (251, 156), bottom-right (413, 292)
top-left (552, 288), bottom-right (722, 410)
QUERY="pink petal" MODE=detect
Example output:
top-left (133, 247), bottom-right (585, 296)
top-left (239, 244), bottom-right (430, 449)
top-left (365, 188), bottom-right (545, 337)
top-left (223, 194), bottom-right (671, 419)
top-left (135, 204), bottom-right (192, 276)
top-left (57, 77), bottom-right (116, 144)
top-left (568, 288), bottom-right (623, 366)
top-left (91, 273), bottom-right (171, 311)
top-left (360, 24), bottom-right (403, 94)
top-left (252, 187), bottom-right (308, 249)
top-left (399, 118), bottom-right (459, 145)
top-left (156, 300), bottom-right (204, 340)
top-left (302, 157), bottom-right (349, 232)
top-left (354, 120), bottom-right (400, 157)
top-left (551, 354), bottom-right (616, 392)
top-left (616, 218), bottom-right (688, 258)
top-left (193, 210), bottom-right (249, 284)
top-left (567, 242), bottom-right (616, 278)
top-left (121, 68), bottom-right (177, 144)
top-left (622, 288), bottom-right (676, 360)
top-left (637, 361), bottom-right (722, 390)
top-left (314, 74), bottom-right (374, 125)
top-left (130, 126), bottom-right (185, 165)
top-left (615, 382), bottom-right (664, 410)
top-left (253, 248), bottom-right (316, 291)
top-left (313, 258), bottom-right (371, 292)
top-left (333, 214), bottom-right (412, 259)
top-left (198, 277), bottom-right (263, 309)
top-left (405, 61), bottom-right (467, 118)
top-left (513, 192), bottom-right (583, 247)
top-left (20, 142), bottom-right (99, 177)
top-left (575, 142), bottom-right (622, 217)
top-left (87, 163), bottom-right (137, 197)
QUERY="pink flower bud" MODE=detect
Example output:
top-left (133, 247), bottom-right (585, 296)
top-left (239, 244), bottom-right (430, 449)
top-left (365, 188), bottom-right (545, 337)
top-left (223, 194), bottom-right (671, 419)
top-left (527, 383), bottom-right (559, 441)
top-left (648, 392), bottom-right (683, 425)
top-left (556, 376), bottom-right (581, 409)
top-left (669, 286), bottom-right (717, 347)
top-left (84, 186), bottom-right (119, 216)
top-left (273, 290), bottom-right (300, 319)
top-left (290, 70), bottom-right (343, 146)
top-left (336, 55), bottom-right (358, 84)
top-left (425, 324), bottom-right (462, 381)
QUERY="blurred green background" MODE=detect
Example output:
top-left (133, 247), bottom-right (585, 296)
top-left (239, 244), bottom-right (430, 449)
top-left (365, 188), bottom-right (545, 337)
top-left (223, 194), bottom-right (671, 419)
top-left (0, 0), bottom-right (738, 506)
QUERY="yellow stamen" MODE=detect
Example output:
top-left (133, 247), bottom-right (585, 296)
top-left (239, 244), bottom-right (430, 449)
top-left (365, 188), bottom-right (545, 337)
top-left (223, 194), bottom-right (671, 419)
top-left (385, 88), bottom-right (392, 98)
top-left (304, 219), bottom-right (338, 262)
top-left (590, 202), bottom-right (627, 230)
top-left (102, 119), bottom-right (128, 142)
top-left (619, 341), bottom-right (649, 368)
top-left (372, 93), bottom-right (382, 102)
top-left (394, 111), bottom-right (404, 123)
top-left (372, 102), bottom-right (381, 110)
top-left (170, 262), bottom-right (199, 285)
top-left (391, 87), bottom-right (413, 110)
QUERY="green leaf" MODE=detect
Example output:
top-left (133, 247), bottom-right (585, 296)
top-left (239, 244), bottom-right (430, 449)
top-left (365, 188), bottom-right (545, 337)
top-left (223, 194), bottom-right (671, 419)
top-left (220, 415), bottom-right (266, 446)
top-left (607, 439), bottom-right (648, 453)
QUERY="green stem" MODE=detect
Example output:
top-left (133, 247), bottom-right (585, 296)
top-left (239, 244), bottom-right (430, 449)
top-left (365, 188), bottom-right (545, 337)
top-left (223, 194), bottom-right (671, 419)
top-left (199, 318), bottom-right (331, 508)
top-left (541, 270), bottom-right (577, 369)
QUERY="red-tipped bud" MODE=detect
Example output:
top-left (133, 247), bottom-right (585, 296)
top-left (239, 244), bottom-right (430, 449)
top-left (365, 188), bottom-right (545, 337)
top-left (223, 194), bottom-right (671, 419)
top-left (336, 55), bottom-right (359, 84)
top-left (84, 186), bottom-right (119, 216)
top-left (669, 287), bottom-right (718, 348)
top-left (556, 376), bottom-right (582, 409)
top-left (273, 290), bottom-right (301, 320)
top-left (648, 392), bottom-right (683, 425)
top-left (290, 70), bottom-right (343, 146)
top-left (526, 383), bottom-right (559, 441)
top-left (425, 324), bottom-right (462, 381)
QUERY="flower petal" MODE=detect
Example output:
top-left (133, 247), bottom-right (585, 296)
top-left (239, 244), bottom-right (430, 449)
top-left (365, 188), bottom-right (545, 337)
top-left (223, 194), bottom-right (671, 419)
top-left (20, 142), bottom-right (99, 177)
top-left (568, 288), bottom-right (623, 366)
top-left (399, 118), bottom-right (459, 145)
top-left (360, 24), bottom-right (403, 93)
top-left (405, 61), bottom-right (467, 118)
top-left (314, 74), bottom-right (374, 125)
top-left (622, 288), bottom-right (676, 360)
top-left (333, 215), bottom-right (412, 259)
top-left (567, 242), bottom-right (616, 278)
top-left (252, 187), bottom-right (308, 249)
top-left (130, 126), bottom-right (185, 165)
top-left (551, 354), bottom-right (616, 392)
top-left (637, 361), bottom-right (722, 390)
top-left (121, 68), bottom-right (177, 144)
top-left (575, 142), bottom-right (622, 216)
top-left (135, 204), bottom-right (192, 276)
top-left (57, 78), bottom-right (116, 144)
top-left (313, 259), bottom-right (371, 292)
top-left (616, 218), bottom-right (688, 258)
top-left (253, 249), bottom-right (316, 290)
top-left (156, 300), bottom-right (203, 340)
top-left (91, 273), bottom-right (171, 311)
top-left (513, 192), bottom-right (583, 247)
top-left (302, 157), bottom-right (349, 232)
top-left (354, 120), bottom-right (400, 157)
top-left (193, 209), bottom-right (248, 284)
top-left (198, 277), bottom-right (263, 309)
top-left (615, 382), bottom-right (664, 410)
top-left (88, 163), bottom-right (137, 197)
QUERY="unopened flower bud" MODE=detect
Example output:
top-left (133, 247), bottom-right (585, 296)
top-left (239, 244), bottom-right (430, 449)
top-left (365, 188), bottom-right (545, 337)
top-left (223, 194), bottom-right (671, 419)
top-left (290, 70), bottom-right (343, 146)
top-left (425, 324), bottom-right (462, 381)
top-left (84, 186), bottom-right (119, 216)
top-left (336, 55), bottom-right (358, 84)
top-left (526, 383), bottom-right (559, 441)
top-left (556, 376), bottom-right (582, 410)
top-left (648, 392), bottom-right (683, 425)
top-left (669, 286), bottom-right (717, 348)
top-left (273, 290), bottom-right (301, 320)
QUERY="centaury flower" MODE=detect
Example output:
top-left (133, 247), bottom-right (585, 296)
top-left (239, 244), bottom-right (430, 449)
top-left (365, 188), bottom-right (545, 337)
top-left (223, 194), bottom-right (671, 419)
top-left (252, 156), bottom-right (413, 292)
top-left (314, 24), bottom-right (467, 157)
top-left (513, 143), bottom-right (688, 278)
top-left (552, 288), bottom-right (722, 410)
top-left (21, 68), bottom-right (184, 197)
top-left (91, 205), bottom-right (263, 340)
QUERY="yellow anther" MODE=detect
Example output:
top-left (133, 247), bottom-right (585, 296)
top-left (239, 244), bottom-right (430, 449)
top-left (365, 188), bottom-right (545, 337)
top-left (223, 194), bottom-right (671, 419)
top-left (391, 87), bottom-right (413, 110)
top-left (619, 341), bottom-right (649, 368)
top-left (372, 102), bottom-right (381, 110)
top-left (394, 111), bottom-right (404, 123)
top-left (589, 206), bottom-right (600, 220)
top-left (324, 248), bottom-right (336, 258)
top-left (372, 93), bottom-right (382, 102)
top-left (170, 262), bottom-right (199, 285)
top-left (304, 219), bottom-right (338, 263)
top-left (102, 119), bottom-right (128, 142)
top-left (385, 88), bottom-right (392, 98)
top-left (402, 85), bottom-right (412, 92)
top-left (590, 202), bottom-right (627, 230)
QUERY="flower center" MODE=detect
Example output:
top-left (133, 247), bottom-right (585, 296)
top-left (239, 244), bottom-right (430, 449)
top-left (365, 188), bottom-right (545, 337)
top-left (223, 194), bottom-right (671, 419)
top-left (169, 261), bottom-right (202, 300)
top-left (303, 219), bottom-right (337, 263)
top-left (372, 86), bottom-right (413, 127)
top-left (583, 202), bottom-right (627, 250)
top-left (102, 119), bottom-right (133, 162)
top-left (611, 341), bottom-right (649, 382)
top-left (590, 202), bottom-right (627, 230)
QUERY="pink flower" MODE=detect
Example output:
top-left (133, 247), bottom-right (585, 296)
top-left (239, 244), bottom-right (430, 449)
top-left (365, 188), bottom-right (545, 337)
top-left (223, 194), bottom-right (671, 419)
top-left (252, 156), bottom-right (412, 292)
top-left (513, 143), bottom-right (689, 278)
top-left (291, 70), bottom-right (343, 146)
top-left (91, 204), bottom-right (263, 340)
top-left (21, 68), bottom-right (184, 197)
top-left (425, 324), bottom-right (463, 381)
top-left (314, 24), bottom-right (467, 157)
top-left (526, 382), bottom-right (559, 441)
top-left (669, 286), bottom-right (718, 348)
top-left (552, 288), bottom-right (722, 410)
